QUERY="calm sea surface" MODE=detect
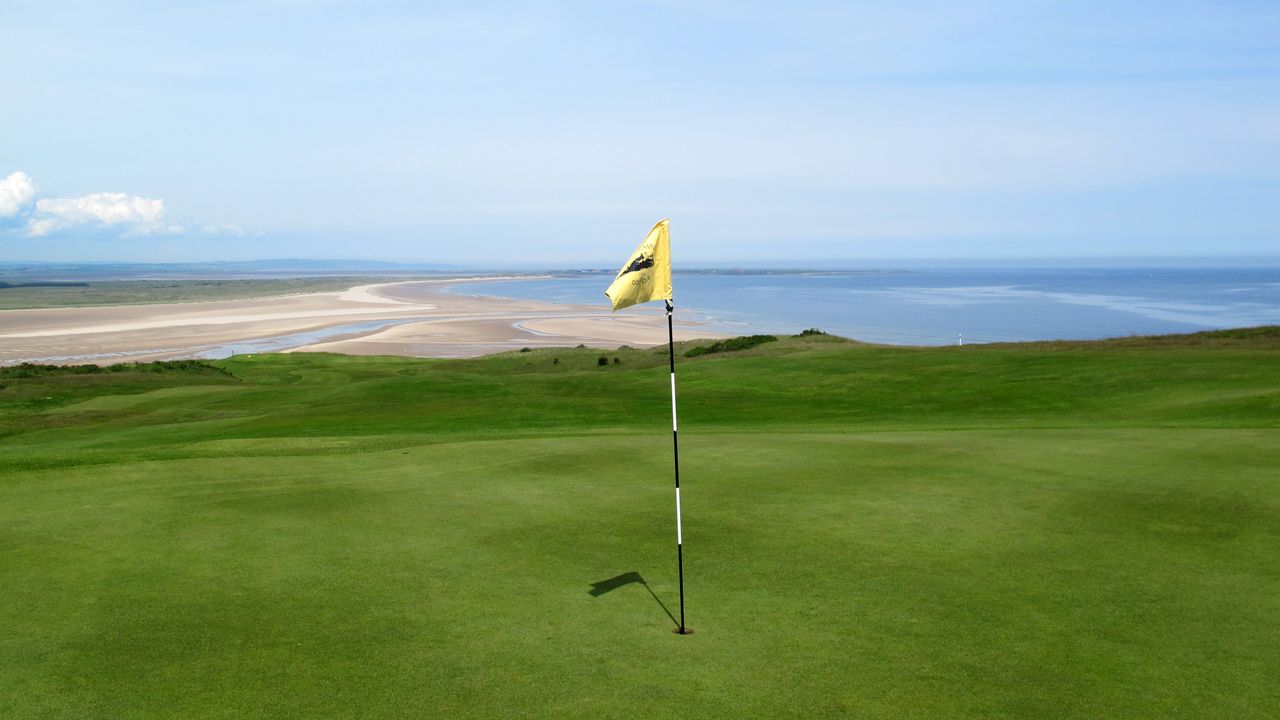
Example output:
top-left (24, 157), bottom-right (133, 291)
top-left (449, 268), bottom-right (1280, 345)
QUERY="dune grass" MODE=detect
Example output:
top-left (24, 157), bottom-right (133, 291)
top-left (0, 277), bottom-right (372, 310)
top-left (1, 329), bottom-right (1278, 718)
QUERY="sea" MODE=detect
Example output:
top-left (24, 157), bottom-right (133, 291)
top-left (448, 267), bottom-right (1280, 345)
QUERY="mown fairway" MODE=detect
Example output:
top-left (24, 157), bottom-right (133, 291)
top-left (2, 330), bottom-right (1278, 718)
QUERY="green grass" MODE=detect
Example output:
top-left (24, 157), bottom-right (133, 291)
top-left (2, 329), bottom-right (1278, 718)
top-left (0, 277), bottom-right (375, 310)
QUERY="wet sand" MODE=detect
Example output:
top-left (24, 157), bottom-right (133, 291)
top-left (0, 279), bottom-right (723, 365)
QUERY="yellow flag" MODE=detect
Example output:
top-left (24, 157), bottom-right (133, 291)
top-left (605, 219), bottom-right (672, 311)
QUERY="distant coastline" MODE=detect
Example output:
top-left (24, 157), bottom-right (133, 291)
top-left (5, 254), bottom-right (1280, 283)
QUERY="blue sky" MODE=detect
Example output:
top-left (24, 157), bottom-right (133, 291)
top-left (1, 1), bottom-right (1277, 265)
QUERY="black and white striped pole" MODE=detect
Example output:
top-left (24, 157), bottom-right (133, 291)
top-left (666, 299), bottom-right (690, 634)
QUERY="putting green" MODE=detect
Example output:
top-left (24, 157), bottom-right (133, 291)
top-left (2, 330), bottom-right (1277, 718)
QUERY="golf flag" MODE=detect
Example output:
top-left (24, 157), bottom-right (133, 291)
top-left (605, 219), bottom-right (672, 311)
top-left (603, 219), bottom-right (691, 634)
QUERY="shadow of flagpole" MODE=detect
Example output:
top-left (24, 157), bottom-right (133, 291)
top-left (588, 572), bottom-right (679, 629)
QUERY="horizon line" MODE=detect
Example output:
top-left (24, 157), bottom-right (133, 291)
top-left (4, 253), bottom-right (1280, 268)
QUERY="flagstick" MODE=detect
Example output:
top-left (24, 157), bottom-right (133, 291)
top-left (666, 299), bottom-right (690, 634)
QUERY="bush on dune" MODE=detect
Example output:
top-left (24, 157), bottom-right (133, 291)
top-left (684, 334), bottom-right (778, 358)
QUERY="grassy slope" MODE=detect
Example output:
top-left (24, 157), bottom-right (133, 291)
top-left (0, 278), bottom-right (374, 310)
top-left (1, 329), bottom-right (1278, 719)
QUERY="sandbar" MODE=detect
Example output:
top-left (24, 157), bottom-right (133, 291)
top-left (0, 279), bottom-right (725, 365)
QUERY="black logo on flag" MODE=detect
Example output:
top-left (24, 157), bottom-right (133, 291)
top-left (621, 254), bottom-right (654, 276)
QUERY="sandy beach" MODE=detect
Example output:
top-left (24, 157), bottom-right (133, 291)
top-left (0, 279), bottom-right (724, 365)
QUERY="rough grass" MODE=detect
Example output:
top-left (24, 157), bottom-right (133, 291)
top-left (1, 328), bottom-right (1277, 718)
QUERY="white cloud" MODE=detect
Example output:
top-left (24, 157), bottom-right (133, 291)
top-left (28, 191), bottom-right (176, 237)
top-left (0, 171), bottom-right (37, 217)
top-left (2, 171), bottom-right (248, 243)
